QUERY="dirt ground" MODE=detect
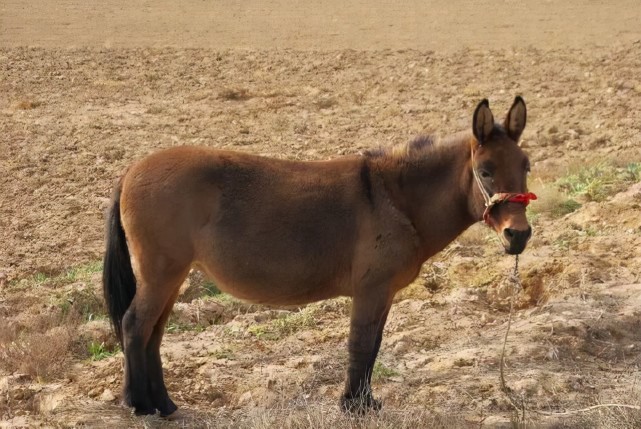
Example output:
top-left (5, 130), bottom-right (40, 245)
top-left (2, 0), bottom-right (641, 51)
top-left (2, 1), bottom-right (641, 428)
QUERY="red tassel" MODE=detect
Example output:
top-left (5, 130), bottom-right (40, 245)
top-left (507, 192), bottom-right (538, 206)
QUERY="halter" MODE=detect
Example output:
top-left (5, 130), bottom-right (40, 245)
top-left (471, 145), bottom-right (537, 225)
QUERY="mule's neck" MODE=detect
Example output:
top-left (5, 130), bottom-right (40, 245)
top-left (373, 134), bottom-right (482, 262)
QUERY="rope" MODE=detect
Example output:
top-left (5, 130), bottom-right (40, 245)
top-left (498, 255), bottom-right (641, 422)
top-left (470, 145), bottom-right (492, 208)
top-left (498, 255), bottom-right (526, 419)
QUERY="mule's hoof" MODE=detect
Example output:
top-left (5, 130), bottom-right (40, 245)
top-left (122, 398), bottom-right (156, 416)
top-left (340, 394), bottom-right (382, 414)
top-left (133, 406), bottom-right (156, 416)
top-left (158, 400), bottom-right (178, 418)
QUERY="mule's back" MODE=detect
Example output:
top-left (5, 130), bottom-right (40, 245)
top-left (120, 146), bottom-right (369, 304)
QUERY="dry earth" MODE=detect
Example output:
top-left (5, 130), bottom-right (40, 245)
top-left (2, 0), bottom-right (641, 51)
top-left (2, 1), bottom-right (641, 428)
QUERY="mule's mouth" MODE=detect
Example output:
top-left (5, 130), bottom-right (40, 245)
top-left (501, 226), bottom-right (532, 255)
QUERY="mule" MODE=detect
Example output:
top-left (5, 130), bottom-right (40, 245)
top-left (103, 97), bottom-right (535, 416)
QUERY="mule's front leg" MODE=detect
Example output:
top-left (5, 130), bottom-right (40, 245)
top-left (341, 294), bottom-right (392, 414)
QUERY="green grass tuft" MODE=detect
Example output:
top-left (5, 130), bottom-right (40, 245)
top-left (556, 162), bottom-right (641, 202)
top-left (553, 198), bottom-right (582, 217)
top-left (21, 260), bottom-right (103, 289)
top-left (248, 308), bottom-right (317, 340)
top-left (166, 322), bottom-right (207, 334)
top-left (203, 280), bottom-right (222, 296)
top-left (88, 341), bottom-right (120, 361)
top-left (372, 361), bottom-right (400, 382)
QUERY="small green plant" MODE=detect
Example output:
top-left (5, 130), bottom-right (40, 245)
top-left (247, 324), bottom-right (269, 339)
top-left (61, 260), bottom-right (103, 283)
top-left (203, 280), bottom-right (222, 297)
top-left (372, 361), bottom-right (399, 382)
top-left (210, 347), bottom-right (236, 360)
top-left (557, 164), bottom-right (611, 202)
top-left (88, 341), bottom-right (120, 361)
top-left (57, 285), bottom-right (106, 322)
top-left (553, 231), bottom-right (578, 250)
top-left (59, 300), bottom-right (71, 317)
top-left (553, 198), bottom-right (582, 217)
top-left (208, 293), bottom-right (257, 315)
top-left (33, 272), bottom-right (49, 285)
top-left (556, 162), bottom-right (641, 202)
top-left (526, 183), bottom-right (581, 219)
top-left (26, 260), bottom-right (103, 289)
top-left (248, 308), bottom-right (317, 340)
top-left (624, 162), bottom-right (641, 182)
top-left (166, 322), bottom-right (206, 334)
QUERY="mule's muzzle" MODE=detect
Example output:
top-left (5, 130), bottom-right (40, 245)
top-left (502, 226), bottom-right (532, 255)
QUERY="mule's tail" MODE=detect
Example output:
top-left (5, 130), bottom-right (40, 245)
top-left (103, 180), bottom-right (136, 347)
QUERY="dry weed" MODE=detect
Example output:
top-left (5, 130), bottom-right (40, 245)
top-left (457, 224), bottom-right (490, 247)
top-left (0, 326), bottom-right (73, 380)
top-left (589, 397), bottom-right (641, 429)
top-left (21, 401), bottom-right (474, 429)
top-left (178, 269), bottom-right (216, 303)
top-left (528, 181), bottom-right (581, 219)
top-left (60, 283), bottom-right (106, 322)
top-left (212, 402), bottom-right (471, 429)
top-left (523, 390), bottom-right (641, 429)
top-left (351, 90), bottom-right (367, 105)
top-left (0, 322), bottom-right (18, 345)
top-left (218, 88), bottom-right (251, 101)
top-left (273, 115), bottom-right (290, 132)
top-left (522, 274), bottom-right (550, 307)
top-left (14, 99), bottom-right (41, 110)
top-left (313, 96), bottom-right (337, 109)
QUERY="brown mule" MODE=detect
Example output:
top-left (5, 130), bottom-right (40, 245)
top-left (103, 96), bottom-right (534, 416)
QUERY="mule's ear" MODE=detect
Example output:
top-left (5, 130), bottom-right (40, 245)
top-left (472, 99), bottom-right (494, 144)
top-left (504, 96), bottom-right (527, 141)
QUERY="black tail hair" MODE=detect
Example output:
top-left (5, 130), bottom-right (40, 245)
top-left (103, 182), bottom-right (136, 347)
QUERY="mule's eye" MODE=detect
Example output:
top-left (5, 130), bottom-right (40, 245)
top-left (480, 170), bottom-right (492, 179)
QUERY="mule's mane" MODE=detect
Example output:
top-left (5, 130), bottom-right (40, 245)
top-left (362, 135), bottom-right (437, 161)
top-left (363, 125), bottom-right (509, 164)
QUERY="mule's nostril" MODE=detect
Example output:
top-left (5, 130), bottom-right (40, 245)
top-left (503, 228), bottom-right (515, 240)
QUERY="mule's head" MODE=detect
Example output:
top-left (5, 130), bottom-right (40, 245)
top-left (470, 97), bottom-right (534, 255)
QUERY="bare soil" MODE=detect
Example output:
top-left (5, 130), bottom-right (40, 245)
top-left (1, 1), bottom-right (641, 428)
top-left (2, 0), bottom-right (641, 51)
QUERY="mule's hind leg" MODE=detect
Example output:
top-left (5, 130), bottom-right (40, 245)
top-left (121, 297), bottom-right (157, 415)
top-left (121, 258), bottom-right (189, 415)
top-left (146, 280), bottom-right (186, 417)
top-left (341, 291), bottom-right (393, 413)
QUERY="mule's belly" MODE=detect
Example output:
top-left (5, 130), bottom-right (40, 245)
top-left (192, 164), bottom-right (363, 306)
top-left (199, 262), bottom-right (349, 306)
top-left (195, 225), bottom-right (354, 305)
